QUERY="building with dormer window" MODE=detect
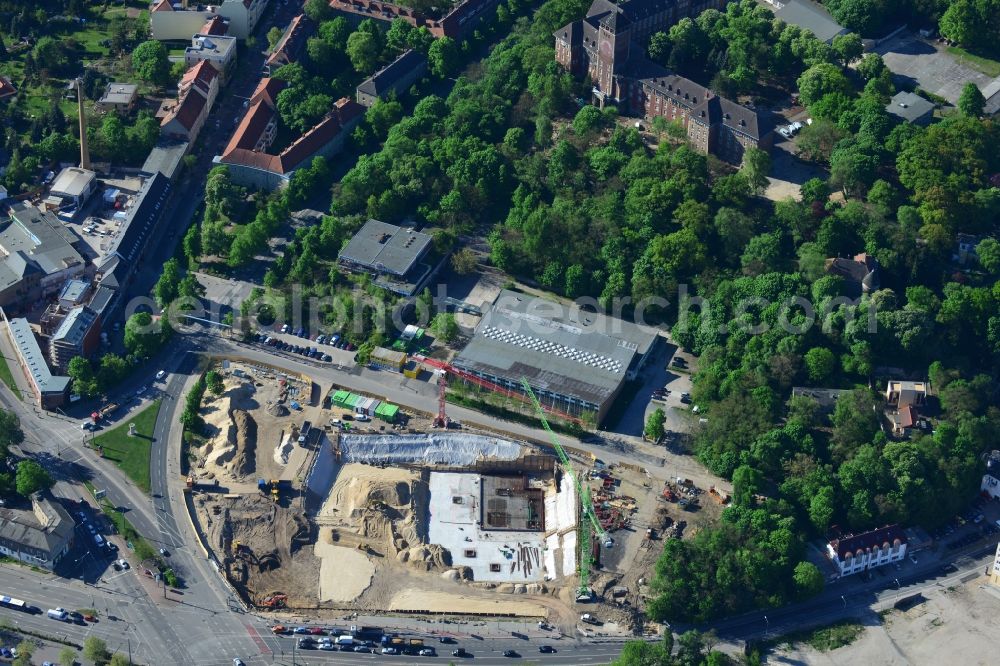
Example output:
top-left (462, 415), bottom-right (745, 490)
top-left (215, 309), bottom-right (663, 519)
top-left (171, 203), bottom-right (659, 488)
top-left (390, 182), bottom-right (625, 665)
top-left (827, 525), bottom-right (908, 577)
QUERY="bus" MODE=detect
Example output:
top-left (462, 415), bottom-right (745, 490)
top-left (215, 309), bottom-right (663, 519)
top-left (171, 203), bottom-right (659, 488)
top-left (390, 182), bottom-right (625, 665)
top-left (0, 596), bottom-right (27, 611)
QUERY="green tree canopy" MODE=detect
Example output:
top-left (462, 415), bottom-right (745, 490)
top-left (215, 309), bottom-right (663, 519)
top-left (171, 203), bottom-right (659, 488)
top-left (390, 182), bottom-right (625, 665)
top-left (16, 460), bottom-right (53, 496)
top-left (131, 40), bottom-right (170, 85)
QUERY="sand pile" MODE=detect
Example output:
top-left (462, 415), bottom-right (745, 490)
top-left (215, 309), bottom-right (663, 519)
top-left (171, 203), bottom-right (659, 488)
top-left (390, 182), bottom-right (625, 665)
top-left (231, 410), bottom-right (257, 477)
top-left (273, 432), bottom-right (292, 465)
top-left (396, 543), bottom-right (451, 571)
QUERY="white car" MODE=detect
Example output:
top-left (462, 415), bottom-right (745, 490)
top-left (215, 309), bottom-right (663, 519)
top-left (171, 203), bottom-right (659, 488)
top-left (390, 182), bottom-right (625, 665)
top-left (156, 370), bottom-right (167, 381)
top-left (789, 121), bottom-right (804, 134)
top-left (117, 559), bottom-right (130, 570)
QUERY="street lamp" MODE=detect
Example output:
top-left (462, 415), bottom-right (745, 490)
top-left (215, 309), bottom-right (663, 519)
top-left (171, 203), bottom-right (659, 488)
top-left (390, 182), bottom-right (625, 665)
top-left (841, 595), bottom-right (847, 608)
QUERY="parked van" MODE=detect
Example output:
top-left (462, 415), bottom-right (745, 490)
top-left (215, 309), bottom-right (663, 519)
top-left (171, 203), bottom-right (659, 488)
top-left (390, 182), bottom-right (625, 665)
top-left (47, 608), bottom-right (68, 621)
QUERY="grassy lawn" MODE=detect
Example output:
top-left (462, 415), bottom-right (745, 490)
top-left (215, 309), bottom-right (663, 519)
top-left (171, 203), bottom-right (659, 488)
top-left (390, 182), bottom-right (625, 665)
top-left (769, 620), bottom-right (866, 653)
top-left (0, 355), bottom-right (23, 400)
top-left (92, 400), bottom-right (161, 493)
top-left (946, 46), bottom-right (1000, 78)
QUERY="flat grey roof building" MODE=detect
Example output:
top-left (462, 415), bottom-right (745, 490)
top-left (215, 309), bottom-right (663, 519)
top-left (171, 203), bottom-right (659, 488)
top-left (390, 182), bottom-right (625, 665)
top-left (452, 290), bottom-right (659, 422)
top-left (98, 82), bottom-right (138, 107)
top-left (886, 91), bottom-right (935, 125)
top-left (339, 219), bottom-right (433, 277)
top-left (773, 0), bottom-right (848, 44)
top-left (49, 167), bottom-right (96, 201)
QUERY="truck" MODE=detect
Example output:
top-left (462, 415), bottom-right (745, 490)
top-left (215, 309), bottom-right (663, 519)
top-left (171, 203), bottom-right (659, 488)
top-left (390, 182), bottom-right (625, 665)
top-left (335, 635), bottom-right (354, 646)
top-left (351, 625), bottom-right (382, 642)
top-left (580, 613), bottom-right (600, 625)
top-left (297, 421), bottom-right (312, 444)
top-left (47, 608), bottom-right (68, 621)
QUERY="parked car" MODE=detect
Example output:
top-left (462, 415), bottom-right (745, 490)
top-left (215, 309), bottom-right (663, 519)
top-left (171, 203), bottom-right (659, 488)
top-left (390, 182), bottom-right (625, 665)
top-left (292, 627), bottom-right (309, 634)
top-left (539, 645), bottom-right (556, 653)
top-left (308, 627), bottom-right (325, 635)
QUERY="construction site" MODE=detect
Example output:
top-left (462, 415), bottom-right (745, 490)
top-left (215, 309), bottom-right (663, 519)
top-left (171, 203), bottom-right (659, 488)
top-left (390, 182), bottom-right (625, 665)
top-left (185, 360), bottom-right (705, 632)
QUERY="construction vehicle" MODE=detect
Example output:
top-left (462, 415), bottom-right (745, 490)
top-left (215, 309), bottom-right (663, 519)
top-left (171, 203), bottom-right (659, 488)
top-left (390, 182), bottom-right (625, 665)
top-left (709, 486), bottom-right (730, 504)
top-left (260, 593), bottom-right (287, 609)
top-left (186, 476), bottom-right (194, 488)
top-left (580, 613), bottom-right (601, 625)
top-left (257, 479), bottom-right (268, 494)
top-left (270, 479), bottom-right (280, 502)
top-left (433, 370), bottom-right (449, 428)
top-left (521, 379), bottom-right (612, 603)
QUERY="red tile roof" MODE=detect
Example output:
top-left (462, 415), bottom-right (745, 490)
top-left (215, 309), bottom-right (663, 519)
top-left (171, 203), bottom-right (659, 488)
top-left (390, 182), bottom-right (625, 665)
top-left (221, 95), bottom-right (363, 175)
top-left (162, 87), bottom-right (208, 133)
top-left (265, 14), bottom-right (309, 70)
top-left (201, 15), bottom-right (228, 35)
top-left (222, 99), bottom-right (276, 155)
top-left (151, 0), bottom-right (173, 12)
top-left (180, 60), bottom-right (219, 97)
top-left (830, 525), bottom-right (906, 560)
top-left (249, 77), bottom-right (285, 110)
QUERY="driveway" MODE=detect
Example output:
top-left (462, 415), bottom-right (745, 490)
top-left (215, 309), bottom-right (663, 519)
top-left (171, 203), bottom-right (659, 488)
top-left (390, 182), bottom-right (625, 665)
top-left (763, 134), bottom-right (828, 202)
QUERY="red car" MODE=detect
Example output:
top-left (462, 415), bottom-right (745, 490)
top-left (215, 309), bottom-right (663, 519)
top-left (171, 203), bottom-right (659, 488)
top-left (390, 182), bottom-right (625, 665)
top-left (308, 627), bottom-right (326, 636)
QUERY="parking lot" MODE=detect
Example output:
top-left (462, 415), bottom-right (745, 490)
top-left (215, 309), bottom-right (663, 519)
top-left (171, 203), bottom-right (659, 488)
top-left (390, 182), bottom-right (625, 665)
top-left (252, 326), bottom-right (358, 366)
top-left (874, 30), bottom-right (998, 105)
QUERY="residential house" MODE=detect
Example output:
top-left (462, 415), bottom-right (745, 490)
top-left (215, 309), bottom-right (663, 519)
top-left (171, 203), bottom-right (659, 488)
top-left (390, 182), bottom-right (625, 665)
top-left (886, 91), bottom-right (935, 127)
top-left (150, 0), bottom-right (268, 40)
top-left (185, 33), bottom-right (237, 83)
top-left (201, 14), bottom-right (229, 35)
top-left (790, 386), bottom-right (850, 414)
top-left (161, 61), bottom-right (220, 142)
top-left (215, 78), bottom-right (364, 190)
top-left (96, 83), bottom-right (138, 114)
top-left (767, 0), bottom-right (848, 44)
top-left (1, 313), bottom-right (71, 409)
top-left (953, 233), bottom-right (981, 266)
top-left (553, 0), bottom-right (771, 163)
top-left (0, 76), bottom-right (17, 102)
top-left (827, 525), bottom-right (908, 577)
top-left (0, 205), bottom-right (86, 312)
top-left (884, 379), bottom-right (928, 436)
top-left (356, 49), bottom-right (427, 107)
top-left (825, 252), bottom-right (880, 297)
top-left (328, 0), bottom-right (501, 39)
top-left (0, 493), bottom-right (75, 570)
top-left (263, 14), bottom-right (310, 76)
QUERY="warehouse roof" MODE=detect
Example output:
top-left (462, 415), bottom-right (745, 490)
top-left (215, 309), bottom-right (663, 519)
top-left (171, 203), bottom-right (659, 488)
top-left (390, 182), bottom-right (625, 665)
top-left (339, 219), bottom-right (433, 277)
top-left (452, 290), bottom-right (658, 407)
top-left (49, 167), bottom-right (96, 199)
top-left (774, 0), bottom-right (847, 44)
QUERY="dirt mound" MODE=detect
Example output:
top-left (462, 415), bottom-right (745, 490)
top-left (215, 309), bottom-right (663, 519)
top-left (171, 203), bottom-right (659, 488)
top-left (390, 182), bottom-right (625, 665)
top-left (267, 403), bottom-right (289, 417)
top-left (396, 543), bottom-right (451, 571)
top-left (231, 409), bottom-right (257, 477)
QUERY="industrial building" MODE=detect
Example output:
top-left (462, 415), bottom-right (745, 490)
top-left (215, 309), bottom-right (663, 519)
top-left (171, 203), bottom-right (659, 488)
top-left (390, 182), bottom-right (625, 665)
top-left (0, 205), bottom-right (86, 312)
top-left (451, 290), bottom-right (660, 423)
top-left (0, 493), bottom-right (75, 571)
top-left (47, 167), bottom-right (97, 208)
top-left (337, 219), bottom-right (439, 296)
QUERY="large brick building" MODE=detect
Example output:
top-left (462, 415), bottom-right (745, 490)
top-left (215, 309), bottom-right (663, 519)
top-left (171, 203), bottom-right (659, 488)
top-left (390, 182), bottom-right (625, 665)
top-left (554, 0), bottom-right (771, 162)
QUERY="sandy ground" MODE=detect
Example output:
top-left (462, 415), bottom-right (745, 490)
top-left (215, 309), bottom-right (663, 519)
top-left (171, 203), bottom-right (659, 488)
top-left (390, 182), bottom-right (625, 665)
top-left (387, 589), bottom-right (548, 617)
top-left (194, 364), bottom-right (316, 486)
top-left (771, 578), bottom-right (1000, 666)
top-left (314, 530), bottom-right (375, 602)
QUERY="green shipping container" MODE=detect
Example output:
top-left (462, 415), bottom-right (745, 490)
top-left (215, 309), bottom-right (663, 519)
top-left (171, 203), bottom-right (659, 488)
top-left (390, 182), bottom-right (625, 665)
top-left (375, 403), bottom-right (399, 422)
top-left (345, 393), bottom-right (361, 407)
top-left (332, 390), bottom-right (351, 406)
